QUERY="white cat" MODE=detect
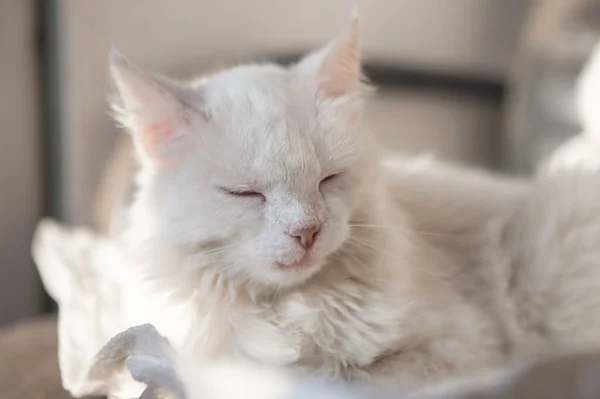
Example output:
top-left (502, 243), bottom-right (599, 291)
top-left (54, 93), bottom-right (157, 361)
top-left (34, 13), bottom-right (600, 399)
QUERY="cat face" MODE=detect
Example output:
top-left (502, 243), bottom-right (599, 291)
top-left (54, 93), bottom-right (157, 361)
top-left (111, 17), bottom-right (374, 288)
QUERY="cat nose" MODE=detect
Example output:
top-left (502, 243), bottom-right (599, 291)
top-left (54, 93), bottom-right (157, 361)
top-left (289, 225), bottom-right (321, 250)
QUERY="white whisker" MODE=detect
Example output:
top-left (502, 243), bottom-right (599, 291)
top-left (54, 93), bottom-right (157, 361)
top-left (349, 223), bottom-right (477, 239)
top-left (343, 236), bottom-right (452, 278)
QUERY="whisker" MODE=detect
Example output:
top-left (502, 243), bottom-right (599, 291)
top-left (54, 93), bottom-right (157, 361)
top-left (342, 236), bottom-right (452, 278)
top-left (219, 262), bottom-right (239, 274)
top-left (348, 223), bottom-right (478, 239)
top-left (200, 241), bottom-right (251, 255)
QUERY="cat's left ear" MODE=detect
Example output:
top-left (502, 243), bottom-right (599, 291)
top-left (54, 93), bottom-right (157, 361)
top-left (109, 49), bottom-right (200, 164)
top-left (293, 13), bottom-right (365, 98)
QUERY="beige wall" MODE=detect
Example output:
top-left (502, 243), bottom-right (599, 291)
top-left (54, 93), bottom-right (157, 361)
top-left (0, 0), bottom-right (44, 324)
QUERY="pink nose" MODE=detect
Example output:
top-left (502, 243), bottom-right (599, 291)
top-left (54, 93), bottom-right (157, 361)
top-left (289, 225), bottom-right (320, 250)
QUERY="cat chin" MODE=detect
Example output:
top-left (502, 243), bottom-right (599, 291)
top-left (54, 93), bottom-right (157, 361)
top-left (259, 259), bottom-right (325, 288)
top-left (275, 253), bottom-right (318, 269)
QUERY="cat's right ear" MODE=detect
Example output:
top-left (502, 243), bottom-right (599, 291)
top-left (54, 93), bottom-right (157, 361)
top-left (293, 12), bottom-right (366, 98)
top-left (109, 49), bottom-right (196, 164)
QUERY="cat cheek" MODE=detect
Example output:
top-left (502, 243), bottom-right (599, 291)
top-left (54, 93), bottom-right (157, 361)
top-left (349, 109), bottom-right (362, 125)
top-left (319, 216), bottom-right (350, 253)
top-left (323, 180), bottom-right (353, 200)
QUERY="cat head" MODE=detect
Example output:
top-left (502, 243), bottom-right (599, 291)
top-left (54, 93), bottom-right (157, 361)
top-left (110, 15), bottom-right (379, 289)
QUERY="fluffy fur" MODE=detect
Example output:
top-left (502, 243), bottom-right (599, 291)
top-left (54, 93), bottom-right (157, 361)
top-left (103, 15), bottom-right (600, 393)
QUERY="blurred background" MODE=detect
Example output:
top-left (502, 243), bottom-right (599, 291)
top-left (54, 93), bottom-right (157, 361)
top-left (2, 0), bottom-right (600, 329)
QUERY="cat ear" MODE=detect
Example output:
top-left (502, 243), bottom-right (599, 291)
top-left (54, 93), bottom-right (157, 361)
top-left (294, 13), bottom-right (364, 98)
top-left (109, 49), bottom-right (194, 163)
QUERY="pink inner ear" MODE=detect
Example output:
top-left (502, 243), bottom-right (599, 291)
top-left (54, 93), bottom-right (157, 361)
top-left (320, 44), bottom-right (360, 97)
top-left (141, 122), bottom-right (173, 158)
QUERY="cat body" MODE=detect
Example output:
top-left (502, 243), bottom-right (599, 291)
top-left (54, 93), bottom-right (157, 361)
top-left (124, 151), bottom-right (600, 389)
top-left (51, 14), bottom-right (600, 397)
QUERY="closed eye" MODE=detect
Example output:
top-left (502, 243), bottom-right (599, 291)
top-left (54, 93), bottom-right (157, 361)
top-left (320, 173), bottom-right (340, 185)
top-left (220, 187), bottom-right (265, 201)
